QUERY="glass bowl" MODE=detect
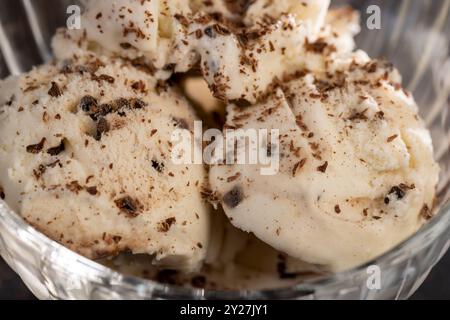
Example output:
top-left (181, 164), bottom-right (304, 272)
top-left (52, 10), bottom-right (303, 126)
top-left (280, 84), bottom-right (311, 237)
top-left (0, 0), bottom-right (449, 300)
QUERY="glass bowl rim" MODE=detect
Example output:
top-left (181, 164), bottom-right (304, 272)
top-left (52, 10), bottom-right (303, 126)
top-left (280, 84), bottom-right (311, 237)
top-left (1, 195), bottom-right (449, 299)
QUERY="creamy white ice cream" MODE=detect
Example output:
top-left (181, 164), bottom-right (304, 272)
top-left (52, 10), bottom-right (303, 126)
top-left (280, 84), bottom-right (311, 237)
top-left (0, 54), bottom-right (210, 272)
top-left (210, 52), bottom-right (439, 271)
top-left (54, 0), bottom-right (359, 103)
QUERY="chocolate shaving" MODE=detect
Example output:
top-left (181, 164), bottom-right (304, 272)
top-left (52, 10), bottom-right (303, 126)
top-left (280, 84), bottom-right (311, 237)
top-left (66, 181), bottom-right (83, 194)
top-left (48, 82), bottom-right (62, 97)
top-left (47, 140), bottom-right (65, 156)
top-left (387, 134), bottom-right (398, 143)
top-left (151, 160), bottom-right (165, 173)
top-left (227, 172), bottom-right (241, 182)
top-left (86, 186), bottom-right (98, 196)
top-left (26, 138), bottom-right (46, 154)
top-left (79, 96), bottom-right (98, 113)
top-left (317, 161), bottom-right (328, 173)
top-left (95, 117), bottom-right (110, 141)
top-left (115, 196), bottom-right (143, 218)
top-left (158, 217), bottom-right (176, 232)
top-left (292, 159), bottom-right (307, 177)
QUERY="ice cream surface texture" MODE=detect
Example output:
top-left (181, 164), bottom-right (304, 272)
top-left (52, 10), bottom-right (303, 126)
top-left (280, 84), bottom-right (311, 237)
top-left (210, 51), bottom-right (439, 271)
top-left (0, 0), bottom-right (441, 287)
top-left (54, 0), bottom-right (358, 102)
top-left (0, 54), bottom-right (210, 272)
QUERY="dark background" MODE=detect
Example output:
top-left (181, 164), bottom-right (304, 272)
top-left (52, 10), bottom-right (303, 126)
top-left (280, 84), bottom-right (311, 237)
top-left (0, 253), bottom-right (449, 300)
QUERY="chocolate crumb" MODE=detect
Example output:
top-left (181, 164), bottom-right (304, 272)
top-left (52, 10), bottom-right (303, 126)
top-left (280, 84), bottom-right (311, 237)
top-left (334, 205), bottom-right (341, 214)
top-left (120, 42), bottom-right (132, 49)
top-left (48, 82), bottom-right (62, 97)
top-left (95, 117), bottom-right (110, 141)
top-left (223, 186), bottom-right (244, 209)
top-left (47, 140), bottom-right (65, 156)
top-left (151, 160), bottom-right (165, 173)
top-left (317, 161), bottom-right (328, 173)
top-left (26, 138), bottom-right (46, 154)
top-left (79, 96), bottom-right (98, 112)
top-left (384, 185), bottom-right (406, 204)
top-left (114, 196), bottom-right (143, 218)
top-left (293, 159), bottom-right (307, 177)
top-left (158, 217), bottom-right (176, 232)
top-left (387, 134), bottom-right (398, 143)
top-left (227, 172), bottom-right (241, 183)
top-left (86, 186), bottom-right (98, 196)
top-left (66, 181), bottom-right (83, 194)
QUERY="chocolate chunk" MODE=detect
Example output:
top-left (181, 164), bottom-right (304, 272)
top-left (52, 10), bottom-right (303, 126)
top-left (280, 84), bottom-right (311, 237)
top-left (86, 186), bottom-right (98, 196)
top-left (129, 98), bottom-right (147, 109)
top-left (79, 96), bottom-right (98, 112)
top-left (158, 217), bottom-right (177, 232)
top-left (26, 138), bottom-right (46, 154)
top-left (151, 160), bottom-right (165, 173)
top-left (48, 82), bottom-right (62, 97)
top-left (317, 161), bottom-right (328, 173)
top-left (33, 164), bottom-right (46, 180)
top-left (387, 134), bottom-right (398, 143)
top-left (0, 186), bottom-right (5, 200)
top-left (120, 42), bottom-right (132, 49)
top-left (66, 181), bottom-right (83, 194)
top-left (114, 196), bottom-right (143, 218)
top-left (95, 117), bottom-right (110, 141)
top-left (223, 186), bottom-right (244, 209)
top-left (47, 140), bottom-right (65, 156)
top-left (90, 104), bottom-right (113, 121)
top-left (94, 74), bottom-right (115, 84)
top-left (384, 185), bottom-right (406, 204)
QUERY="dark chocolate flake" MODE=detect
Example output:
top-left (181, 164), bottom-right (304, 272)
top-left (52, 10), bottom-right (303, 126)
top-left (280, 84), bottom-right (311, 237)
top-left (47, 140), bottom-right (65, 156)
top-left (317, 161), bottom-right (328, 173)
top-left (79, 95), bottom-right (98, 112)
top-left (151, 160), bottom-right (165, 173)
top-left (95, 117), bottom-right (110, 141)
top-left (158, 217), bottom-right (176, 232)
top-left (86, 186), bottom-right (98, 196)
top-left (48, 82), bottom-right (62, 97)
top-left (26, 138), bottom-right (46, 154)
top-left (115, 196), bottom-right (143, 218)
top-left (384, 185), bottom-right (406, 204)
